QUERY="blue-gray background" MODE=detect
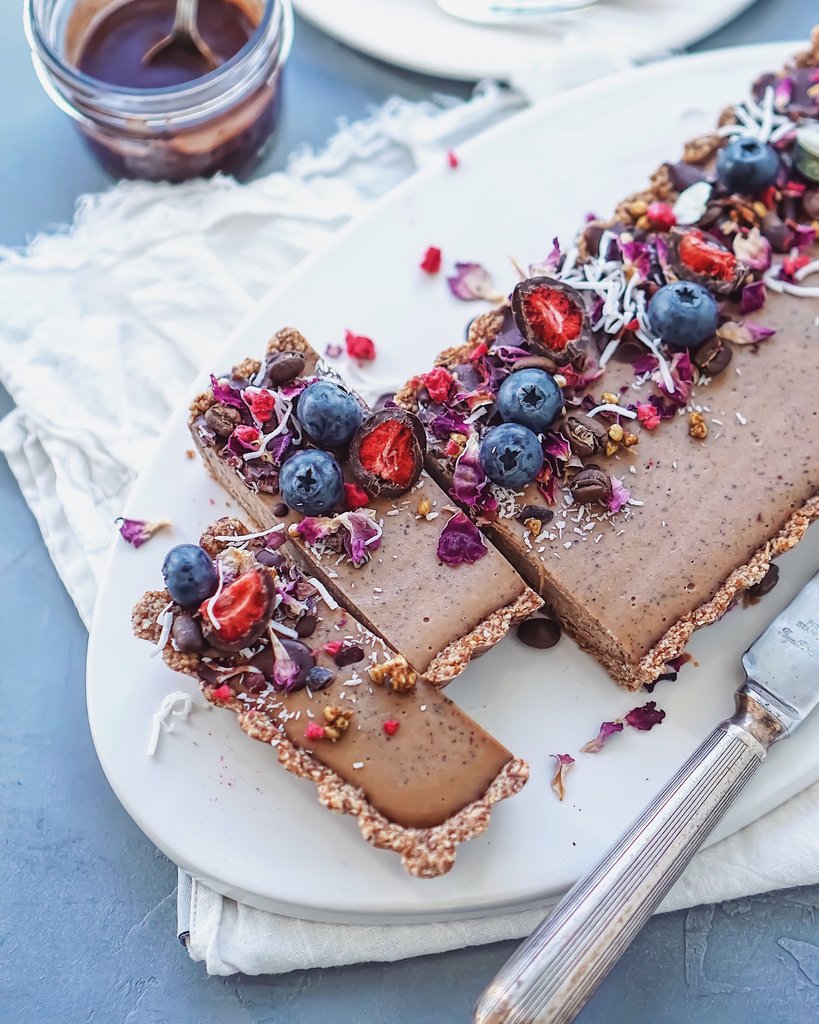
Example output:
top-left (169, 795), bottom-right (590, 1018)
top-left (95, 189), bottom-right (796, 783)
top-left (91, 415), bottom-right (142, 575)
top-left (2, 2), bottom-right (818, 1021)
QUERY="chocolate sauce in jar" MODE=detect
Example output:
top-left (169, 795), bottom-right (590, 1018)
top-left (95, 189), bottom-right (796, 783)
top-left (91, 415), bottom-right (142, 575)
top-left (77, 0), bottom-right (255, 89)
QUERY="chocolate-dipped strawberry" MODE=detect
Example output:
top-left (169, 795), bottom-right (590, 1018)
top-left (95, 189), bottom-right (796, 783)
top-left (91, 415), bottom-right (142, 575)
top-left (349, 409), bottom-right (425, 499)
top-left (667, 227), bottom-right (748, 295)
top-left (199, 567), bottom-right (276, 652)
top-left (511, 277), bottom-right (588, 359)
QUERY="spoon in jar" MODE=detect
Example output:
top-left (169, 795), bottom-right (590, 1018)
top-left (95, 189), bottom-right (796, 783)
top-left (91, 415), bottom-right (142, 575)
top-left (143, 0), bottom-right (221, 71)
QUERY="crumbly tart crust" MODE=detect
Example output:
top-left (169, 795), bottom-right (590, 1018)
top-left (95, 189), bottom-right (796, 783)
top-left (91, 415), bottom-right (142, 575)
top-left (189, 328), bottom-right (540, 686)
top-left (132, 586), bottom-right (528, 878)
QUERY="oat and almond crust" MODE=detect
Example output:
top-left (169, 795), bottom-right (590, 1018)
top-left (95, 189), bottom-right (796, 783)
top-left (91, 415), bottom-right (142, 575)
top-left (132, 588), bottom-right (528, 877)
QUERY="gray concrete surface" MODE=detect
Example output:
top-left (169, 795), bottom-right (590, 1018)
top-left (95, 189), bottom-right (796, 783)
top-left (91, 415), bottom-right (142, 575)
top-left (2, 1), bottom-right (818, 1021)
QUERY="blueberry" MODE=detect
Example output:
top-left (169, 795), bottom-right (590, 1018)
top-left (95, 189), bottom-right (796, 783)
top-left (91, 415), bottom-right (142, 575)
top-left (648, 281), bottom-right (718, 350)
top-left (496, 368), bottom-right (563, 433)
top-left (479, 423), bottom-right (544, 489)
top-left (280, 449), bottom-right (344, 516)
top-left (716, 138), bottom-right (779, 195)
top-left (162, 544), bottom-right (218, 607)
top-left (297, 381), bottom-right (363, 447)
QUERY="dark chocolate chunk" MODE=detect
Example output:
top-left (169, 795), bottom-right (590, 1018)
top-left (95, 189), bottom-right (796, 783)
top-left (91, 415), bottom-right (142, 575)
top-left (570, 466), bottom-right (612, 506)
top-left (334, 643), bottom-right (365, 667)
top-left (296, 614), bottom-right (318, 638)
top-left (272, 502), bottom-right (289, 517)
top-left (803, 190), bottom-right (819, 220)
top-left (516, 615), bottom-right (561, 650)
top-left (747, 563), bottom-right (780, 600)
top-left (517, 504), bottom-right (554, 527)
top-left (759, 213), bottom-right (795, 254)
top-left (255, 548), bottom-right (285, 569)
top-left (204, 403), bottom-right (241, 438)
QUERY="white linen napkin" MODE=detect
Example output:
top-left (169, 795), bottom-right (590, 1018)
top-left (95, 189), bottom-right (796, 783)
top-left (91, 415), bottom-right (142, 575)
top-left (2, 77), bottom-right (817, 977)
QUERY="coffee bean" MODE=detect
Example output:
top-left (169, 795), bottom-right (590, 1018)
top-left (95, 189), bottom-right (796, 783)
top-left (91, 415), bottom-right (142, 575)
top-left (747, 563), bottom-right (780, 599)
top-left (692, 336), bottom-right (732, 376)
top-left (305, 666), bottom-right (335, 691)
top-left (263, 351), bottom-right (305, 386)
top-left (511, 354), bottom-right (562, 375)
top-left (204, 403), bottom-right (241, 438)
top-left (334, 643), bottom-right (365, 667)
top-left (272, 502), bottom-right (289, 517)
top-left (296, 614), bottom-right (317, 638)
top-left (570, 466), bottom-right (612, 505)
top-left (565, 413), bottom-right (608, 458)
top-left (517, 616), bottom-right (561, 650)
top-left (171, 612), bottom-right (204, 653)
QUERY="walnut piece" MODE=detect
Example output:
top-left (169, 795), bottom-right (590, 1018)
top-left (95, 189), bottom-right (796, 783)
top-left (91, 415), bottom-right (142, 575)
top-left (322, 705), bottom-right (352, 742)
top-left (689, 411), bottom-right (708, 440)
top-left (369, 656), bottom-right (418, 693)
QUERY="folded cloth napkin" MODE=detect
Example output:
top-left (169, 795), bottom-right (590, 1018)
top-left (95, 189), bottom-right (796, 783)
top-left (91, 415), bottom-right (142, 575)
top-left (1, 77), bottom-right (817, 977)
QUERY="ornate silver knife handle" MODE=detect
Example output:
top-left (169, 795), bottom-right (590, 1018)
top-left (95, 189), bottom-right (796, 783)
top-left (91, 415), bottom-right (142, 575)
top-left (474, 685), bottom-right (787, 1024)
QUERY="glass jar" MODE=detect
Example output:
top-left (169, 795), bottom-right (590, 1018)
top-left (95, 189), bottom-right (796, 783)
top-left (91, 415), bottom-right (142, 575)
top-left (24, 0), bottom-right (293, 181)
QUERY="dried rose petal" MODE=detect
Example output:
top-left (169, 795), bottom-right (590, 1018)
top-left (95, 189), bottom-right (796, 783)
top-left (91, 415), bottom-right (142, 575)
top-left (732, 227), bottom-right (772, 272)
top-left (436, 510), bottom-right (487, 566)
top-left (325, 343), bottom-right (343, 359)
top-left (344, 330), bottom-right (376, 361)
top-left (717, 320), bottom-right (776, 346)
top-left (294, 510), bottom-right (382, 568)
top-left (607, 477), bottom-right (630, 514)
top-left (581, 720), bottom-right (624, 754)
top-left (624, 701), bottom-right (666, 731)
top-left (550, 753), bottom-right (575, 801)
top-left (116, 516), bottom-right (170, 548)
top-left (739, 280), bottom-right (767, 315)
top-left (420, 246), bottom-right (443, 274)
top-left (210, 374), bottom-right (244, 409)
top-left (446, 262), bottom-right (504, 303)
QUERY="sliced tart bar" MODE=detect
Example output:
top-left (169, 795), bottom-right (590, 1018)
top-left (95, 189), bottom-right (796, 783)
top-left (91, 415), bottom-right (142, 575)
top-left (397, 36), bottom-right (819, 689)
top-left (188, 328), bottom-right (540, 684)
top-left (132, 518), bottom-right (528, 878)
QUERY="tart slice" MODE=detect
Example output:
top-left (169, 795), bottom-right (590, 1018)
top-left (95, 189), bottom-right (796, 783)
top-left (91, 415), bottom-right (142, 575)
top-left (188, 329), bottom-right (540, 684)
top-left (397, 34), bottom-right (819, 689)
top-left (132, 518), bottom-right (528, 878)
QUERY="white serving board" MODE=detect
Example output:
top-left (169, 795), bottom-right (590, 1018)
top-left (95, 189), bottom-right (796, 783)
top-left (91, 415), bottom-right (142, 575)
top-left (293, 0), bottom-right (755, 83)
top-left (87, 44), bottom-right (819, 923)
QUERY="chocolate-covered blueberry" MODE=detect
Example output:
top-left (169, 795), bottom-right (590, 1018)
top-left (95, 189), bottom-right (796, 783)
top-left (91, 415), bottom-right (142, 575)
top-left (171, 612), bottom-right (204, 653)
top-left (277, 638), bottom-right (317, 690)
top-left (296, 614), bottom-right (318, 638)
top-left (272, 502), bottom-right (289, 517)
top-left (511, 277), bottom-right (587, 357)
top-left (255, 548), bottom-right (285, 569)
top-left (304, 666), bottom-right (335, 691)
top-left (349, 408), bottom-right (425, 498)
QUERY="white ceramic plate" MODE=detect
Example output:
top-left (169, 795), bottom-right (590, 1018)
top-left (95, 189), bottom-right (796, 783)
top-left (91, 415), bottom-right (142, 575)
top-left (293, 0), bottom-right (755, 82)
top-left (87, 44), bottom-right (819, 924)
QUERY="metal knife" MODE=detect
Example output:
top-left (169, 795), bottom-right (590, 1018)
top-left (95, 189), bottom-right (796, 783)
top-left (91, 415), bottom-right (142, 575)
top-left (475, 571), bottom-right (819, 1024)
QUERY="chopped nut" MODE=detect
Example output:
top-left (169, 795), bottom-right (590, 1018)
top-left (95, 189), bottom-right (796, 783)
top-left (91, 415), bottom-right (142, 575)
top-left (322, 704), bottom-right (352, 742)
top-left (417, 496), bottom-right (432, 517)
top-left (635, 215), bottom-right (651, 232)
top-left (369, 655), bottom-right (418, 693)
top-left (601, 392), bottom-right (619, 406)
top-left (622, 431), bottom-right (639, 448)
top-left (605, 440), bottom-right (620, 458)
top-left (689, 411), bottom-right (708, 440)
top-left (627, 200), bottom-right (648, 217)
top-left (752, 201), bottom-right (768, 220)
top-left (524, 517), bottom-right (543, 537)
top-left (608, 423), bottom-right (625, 443)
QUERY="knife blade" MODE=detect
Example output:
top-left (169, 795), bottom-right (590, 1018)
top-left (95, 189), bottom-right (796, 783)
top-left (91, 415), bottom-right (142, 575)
top-left (475, 570), bottom-right (819, 1024)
